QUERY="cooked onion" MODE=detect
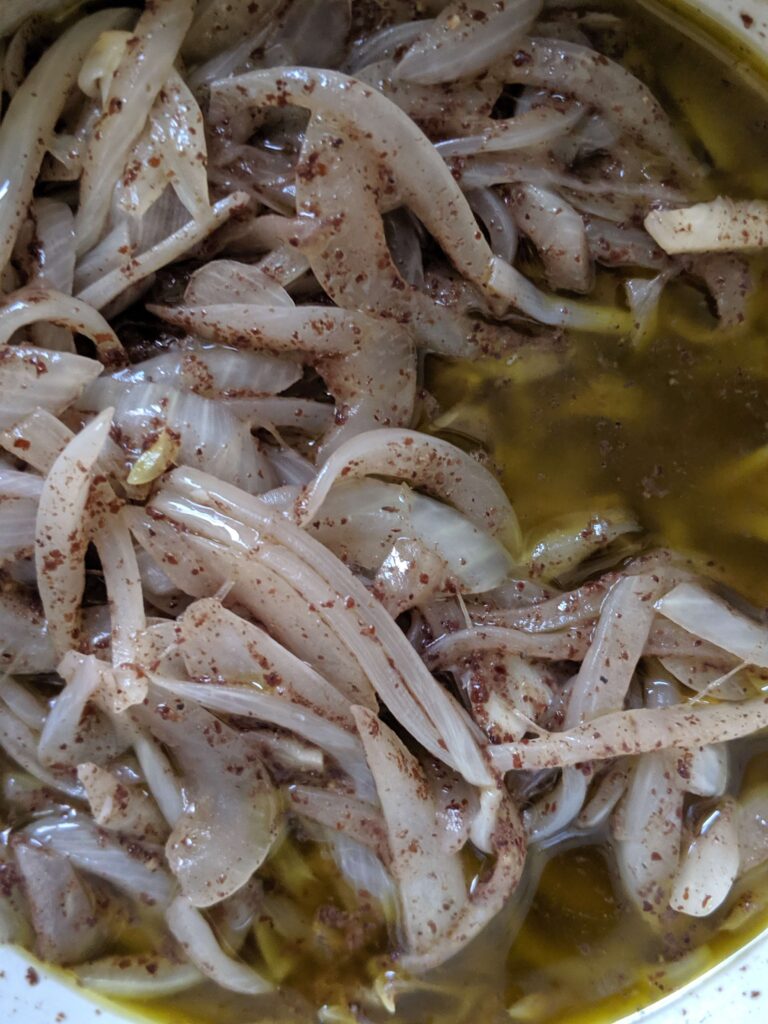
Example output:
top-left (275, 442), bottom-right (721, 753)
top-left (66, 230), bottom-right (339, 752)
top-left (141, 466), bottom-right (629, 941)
top-left (3, 1), bottom-right (768, 1009)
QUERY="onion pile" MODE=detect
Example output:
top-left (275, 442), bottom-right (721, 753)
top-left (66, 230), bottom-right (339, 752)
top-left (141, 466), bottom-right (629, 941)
top-left (0, 0), bottom-right (766, 1018)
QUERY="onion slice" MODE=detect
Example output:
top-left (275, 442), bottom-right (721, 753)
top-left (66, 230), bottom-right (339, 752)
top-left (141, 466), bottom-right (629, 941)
top-left (295, 428), bottom-right (520, 549)
top-left (35, 409), bottom-right (113, 655)
top-left (0, 287), bottom-right (126, 367)
top-left (0, 7), bottom-right (132, 272)
top-left (166, 895), bottom-right (273, 995)
top-left (645, 198), bottom-right (768, 254)
top-left (489, 697), bottom-right (768, 771)
top-left (657, 583), bottom-right (768, 668)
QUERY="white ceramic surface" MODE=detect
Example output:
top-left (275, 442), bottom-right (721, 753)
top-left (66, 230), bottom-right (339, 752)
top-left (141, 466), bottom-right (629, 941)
top-left (3, 0), bottom-right (768, 1021)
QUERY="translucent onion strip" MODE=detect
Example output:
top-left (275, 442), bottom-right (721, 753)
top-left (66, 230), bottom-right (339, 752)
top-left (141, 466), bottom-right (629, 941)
top-left (212, 67), bottom-right (630, 332)
top-left (395, 0), bottom-right (541, 85)
top-left (34, 409), bottom-right (113, 655)
top-left (157, 467), bottom-right (493, 786)
top-left (295, 428), bottom-right (520, 549)
top-left (74, 956), bottom-right (203, 999)
top-left (490, 697), bottom-right (768, 771)
top-left (657, 583), bottom-right (768, 668)
top-left (0, 286), bottom-right (126, 367)
top-left (645, 198), bottom-right (768, 254)
top-left (75, 0), bottom-right (195, 254)
top-left (166, 895), bottom-right (273, 995)
top-left (77, 192), bottom-right (249, 310)
top-left (0, 7), bottom-right (132, 272)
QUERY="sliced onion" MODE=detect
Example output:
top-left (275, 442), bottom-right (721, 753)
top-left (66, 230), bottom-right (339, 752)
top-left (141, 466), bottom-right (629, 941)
top-left (142, 698), bottom-right (279, 908)
top-left (27, 815), bottom-right (172, 907)
top-left (113, 345), bottom-right (301, 399)
top-left (395, 0), bottom-right (541, 85)
top-left (736, 785), bottom-right (768, 874)
top-left (178, 597), bottom-right (354, 726)
top-left (525, 767), bottom-right (588, 843)
top-left (154, 471), bottom-right (492, 786)
top-left (489, 696), bottom-right (768, 771)
top-left (0, 704), bottom-right (81, 797)
top-left (427, 623), bottom-right (591, 667)
top-left (0, 409), bottom-right (74, 474)
top-left (1, 678), bottom-right (46, 731)
top-left (657, 583), bottom-right (768, 668)
top-left (512, 184), bottom-right (591, 293)
top-left (0, 587), bottom-right (56, 675)
top-left (685, 253), bottom-right (753, 329)
top-left (129, 726), bottom-right (183, 827)
top-left (93, 507), bottom-right (146, 673)
top-left (686, 744), bottom-right (729, 799)
top-left (576, 764), bottom-right (628, 830)
top-left (167, 529), bottom-right (377, 706)
top-left (466, 188), bottom-right (518, 264)
top-left (293, 113), bottom-right (491, 357)
top-left (38, 652), bottom-right (124, 769)
top-left (565, 575), bottom-right (661, 727)
top-left (35, 409), bottom-right (112, 655)
top-left (437, 105), bottom-right (583, 159)
top-left (670, 800), bottom-right (740, 916)
top-left (77, 762), bottom-right (169, 843)
top-left (149, 301), bottom-right (387, 356)
top-left (0, 466), bottom-right (42, 500)
top-left (73, 222), bottom-right (132, 294)
top-left (0, 497), bottom-right (37, 562)
top-left (14, 842), bottom-right (105, 965)
top-left (288, 785), bottom-right (387, 857)
top-left (77, 192), bottom-right (250, 311)
top-left (75, 0), bottom-right (195, 254)
top-left (79, 378), bottom-right (275, 494)
top-left (0, 346), bottom-right (101, 434)
top-left (0, 7), bottom-right (132, 272)
top-left (213, 67), bottom-right (628, 332)
top-left (500, 37), bottom-right (699, 178)
top-left (614, 750), bottom-right (685, 919)
top-left (323, 830), bottom-right (395, 909)
top-left (346, 21), bottom-right (426, 72)
top-left (0, 844), bottom-right (32, 946)
top-left (646, 198), bottom-right (768, 255)
top-left (373, 537), bottom-right (449, 616)
top-left (151, 677), bottom-right (372, 800)
top-left (660, 656), bottom-right (754, 701)
top-left (0, 286), bottom-right (126, 366)
top-left (184, 259), bottom-right (294, 306)
top-left (296, 428), bottom-right (519, 549)
top-left (352, 706), bottom-right (466, 958)
top-left (166, 894), bottom-right (272, 995)
top-left (74, 955), bottom-right (203, 999)
top-left (31, 199), bottom-right (76, 294)
top-left (526, 507), bottom-right (640, 581)
top-left (149, 69), bottom-right (209, 221)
